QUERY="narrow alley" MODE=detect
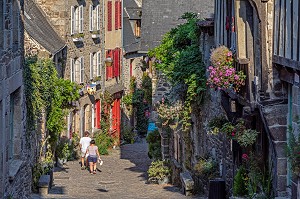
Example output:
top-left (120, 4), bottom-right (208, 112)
top-left (31, 140), bottom-right (202, 199)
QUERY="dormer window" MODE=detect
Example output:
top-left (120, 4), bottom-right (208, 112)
top-left (134, 19), bottom-right (141, 37)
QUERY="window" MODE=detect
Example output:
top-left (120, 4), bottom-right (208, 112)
top-left (89, 5), bottom-right (100, 31)
top-left (107, 1), bottom-right (112, 31)
top-left (90, 52), bottom-right (97, 79)
top-left (134, 20), bottom-right (141, 37)
top-left (71, 5), bottom-right (83, 35)
top-left (71, 57), bottom-right (84, 83)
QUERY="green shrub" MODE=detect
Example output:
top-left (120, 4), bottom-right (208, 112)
top-left (122, 126), bottom-right (136, 144)
top-left (194, 158), bottom-right (217, 178)
top-left (56, 137), bottom-right (71, 160)
top-left (147, 160), bottom-right (171, 182)
top-left (233, 166), bottom-right (248, 196)
top-left (94, 130), bottom-right (113, 155)
top-left (146, 129), bottom-right (162, 160)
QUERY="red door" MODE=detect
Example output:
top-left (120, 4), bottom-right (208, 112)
top-left (95, 100), bottom-right (101, 129)
top-left (112, 98), bottom-right (121, 139)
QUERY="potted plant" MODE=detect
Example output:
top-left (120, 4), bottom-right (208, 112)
top-left (147, 160), bottom-right (171, 184)
top-left (72, 33), bottom-right (84, 42)
top-left (91, 30), bottom-right (100, 38)
top-left (56, 138), bottom-right (71, 166)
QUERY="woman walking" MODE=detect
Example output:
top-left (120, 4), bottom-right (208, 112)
top-left (85, 140), bottom-right (101, 174)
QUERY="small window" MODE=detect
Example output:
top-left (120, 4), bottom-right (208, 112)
top-left (134, 20), bottom-right (141, 37)
top-left (107, 1), bottom-right (112, 31)
top-left (71, 5), bottom-right (84, 34)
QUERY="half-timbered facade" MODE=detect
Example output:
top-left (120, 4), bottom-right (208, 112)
top-left (273, 0), bottom-right (300, 197)
top-left (214, 0), bottom-right (291, 196)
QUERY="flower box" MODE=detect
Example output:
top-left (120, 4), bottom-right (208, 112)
top-left (91, 34), bottom-right (100, 39)
top-left (72, 37), bottom-right (83, 42)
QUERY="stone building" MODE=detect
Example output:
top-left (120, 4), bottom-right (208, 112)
top-left (0, 0), bottom-right (34, 198)
top-left (34, 0), bottom-right (104, 138)
top-left (213, 0), bottom-right (298, 197)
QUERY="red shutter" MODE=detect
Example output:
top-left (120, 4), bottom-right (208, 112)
top-left (115, 1), bottom-right (119, 30)
top-left (119, 0), bottom-right (122, 29)
top-left (109, 50), bottom-right (113, 78)
top-left (106, 51), bottom-right (109, 80)
top-left (113, 48), bottom-right (119, 77)
top-left (107, 1), bottom-right (112, 31)
top-left (118, 48), bottom-right (123, 76)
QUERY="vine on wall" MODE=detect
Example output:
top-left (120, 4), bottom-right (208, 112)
top-left (148, 12), bottom-right (206, 132)
top-left (24, 56), bottom-right (80, 154)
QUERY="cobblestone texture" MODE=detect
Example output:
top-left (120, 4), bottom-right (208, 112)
top-left (31, 139), bottom-right (205, 199)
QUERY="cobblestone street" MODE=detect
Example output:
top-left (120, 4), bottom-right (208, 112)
top-left (31, 139), bottom-right (204, 199)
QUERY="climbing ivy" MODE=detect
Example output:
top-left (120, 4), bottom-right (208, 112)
top-left (24, 56), bottom-right (80, 152)
top-left (148, 12), bottom-right (206, 132)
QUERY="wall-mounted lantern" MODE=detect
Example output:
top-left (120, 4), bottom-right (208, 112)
top-left (105, 57), bottom-right (113, 67)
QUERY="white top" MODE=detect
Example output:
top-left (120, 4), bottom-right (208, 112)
top-left (79, 137), bottom-right (91, 152)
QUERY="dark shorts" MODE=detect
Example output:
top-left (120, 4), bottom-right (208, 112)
top-left (88, 156), bottom-right (97, 163)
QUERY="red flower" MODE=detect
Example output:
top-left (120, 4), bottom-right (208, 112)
top-left (231, 132), bottom-right (235, 136)
top-left (242, 153), bottom-right (249, 160)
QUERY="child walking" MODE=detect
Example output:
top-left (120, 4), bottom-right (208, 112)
top-left (85, 140), bottom-right (101, 174)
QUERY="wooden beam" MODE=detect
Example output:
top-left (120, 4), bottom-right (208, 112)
top-left (273, 55), bottom-right (300, 70)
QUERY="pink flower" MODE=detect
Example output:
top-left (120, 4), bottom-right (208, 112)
top-left (208, 66), bottom-right (213, 70)
top-left (242, 153), bottom-right (249, 160)
top-left (231, 132), bottom-right (235, 136)
top-left (227, 52), bottom-right (232, 57)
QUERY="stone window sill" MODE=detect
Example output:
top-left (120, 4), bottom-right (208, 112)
top-left (9, 159), bottom-right (23, 181)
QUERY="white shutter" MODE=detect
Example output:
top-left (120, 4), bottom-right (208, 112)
top-left (89, 5), bottom-right (93, 31)
top-left (71, 6), bottom-right (75, 35)
top-left (75, 59), bottom-right (80, 83)
top-left (93, 53), bottom-right (97, 77)
top-left (96, 5), bottom-right (100, 30)
top-left (70, 58), bottom-right (74, 82)
top-left (90, 53), bottom-right (93, 79)
top-left (80, 57), bottom-right (84, 83)
top-left (79, 5), bottom-right (84, 33)
top-left (97, 51), bottom-right (101, 76)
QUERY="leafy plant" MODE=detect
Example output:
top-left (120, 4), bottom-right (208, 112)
top-left (233, 166), bottom-right (248, 196)
top-left (122, 126), bottom-right (136, 144)
top-left (147, 160), bottom-right (171, 183)
top-left (146, 129), bottom-right (162, 160)
top-left (73, 33), bottom-right (84, 38)
top-left (194, 157), bottom-right (217, 178)
top-left (56, 137), bottom-right (71, 160)
top-left (237, 129), bottom-right (259, 147)
top-left (122, 93), bottom-right (133, 107)
top-left (208, 115), bottom-right (229, 134)
top-left (94, 130), bottom-right (113, 155)
top-left (148, 12), bottom-right (206, 132)
top-left (287, 126), bottom-right (300, 174)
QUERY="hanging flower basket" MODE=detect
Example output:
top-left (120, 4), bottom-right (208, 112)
top-left (207, 46), bottom-right (246, 92)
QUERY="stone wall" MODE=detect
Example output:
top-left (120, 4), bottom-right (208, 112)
top-left (0, 1), bottom-right (35, 198)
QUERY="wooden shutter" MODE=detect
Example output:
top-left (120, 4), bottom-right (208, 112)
top-left (119, 0), bottom-right (122, 29)
top-left (71, 6), bottom-right (75, 34)
top-left (114, 48), bottom-right (120, 77)
top-left (96, 5), bottom-right (100, 30)
top-left (90, 53), bottom-right (93, 79)
top-left (80, 57), bottom-right (84, 83)
top-left (70, 58), bottom-right (74, 81)
top-left (79, 5), bottom-right (83, 33)
top-left (107, 1), bottom-right (112, 31)
top-left (89, 5), bottom-right (93, 31)
top-left (97, 51), bottom-right (101, 76)
top-left (115, 1), bottom-right (119, 30)
top-left (130, 59), bottom-right (133, 77)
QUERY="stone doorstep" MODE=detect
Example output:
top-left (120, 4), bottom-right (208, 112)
top-left (180, 171), bottom-right (194, 196)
